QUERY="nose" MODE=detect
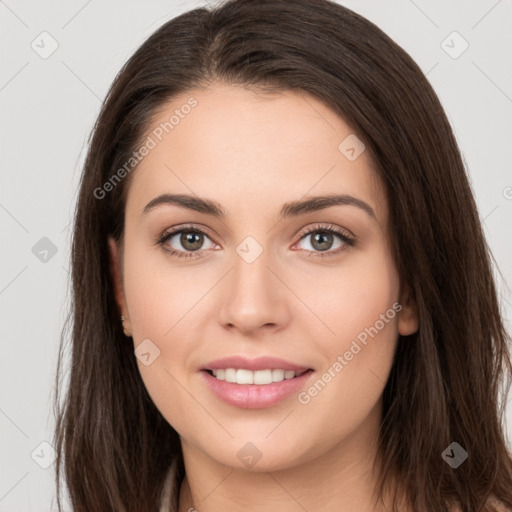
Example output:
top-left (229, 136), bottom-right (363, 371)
top-left (218, 245), bottom-right (290, 335)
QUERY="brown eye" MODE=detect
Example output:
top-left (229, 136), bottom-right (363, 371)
top-left (158, 226), bottom-right (217, 259)
top-left (292, 224), bottom-right (356, 259)
top-left (179, 231), bottom-right (204, 251)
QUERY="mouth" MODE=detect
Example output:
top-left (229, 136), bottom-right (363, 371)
top-left (200, 355), bottom-right (314, 408)
top-left (200, 367), bottom-right (315, 409)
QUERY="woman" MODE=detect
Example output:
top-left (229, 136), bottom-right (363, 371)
top-left (53, 0), bottom-right (512, 510)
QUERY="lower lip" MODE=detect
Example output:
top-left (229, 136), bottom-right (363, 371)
top-left (201, 370), bottom-right (314, 409)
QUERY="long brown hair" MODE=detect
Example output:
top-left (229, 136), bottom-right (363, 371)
top-left (53, 0), bottom-right (512, 510)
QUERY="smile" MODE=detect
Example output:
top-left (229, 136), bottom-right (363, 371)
top-left (207, 368), bottom-right (309, 385)
top-left (201, 368), bottom-right (314, 409)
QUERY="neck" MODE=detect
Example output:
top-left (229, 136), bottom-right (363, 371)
top-left (177, 400), bottom-right (405, 512)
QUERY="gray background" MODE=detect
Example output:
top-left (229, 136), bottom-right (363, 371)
top-left (1, 0), bottom-right (511, 510)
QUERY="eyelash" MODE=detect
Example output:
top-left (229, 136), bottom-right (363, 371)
top-left (155, 223), bottom-right (356, 260)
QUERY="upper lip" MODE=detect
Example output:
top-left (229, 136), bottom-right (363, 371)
top-left (203, 356), bottom-right (311, 372)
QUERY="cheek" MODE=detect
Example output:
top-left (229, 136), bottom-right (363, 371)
top-left (121, 242), bottom-right (210, 407)
top-left (294, 240), bottom-right (400, 350)
top-left (121, 245), bottom-right (200, 431)
top-left (122, 242), bottom-right (203, 341)
top-left (293, 242), bottom-right (400, 407)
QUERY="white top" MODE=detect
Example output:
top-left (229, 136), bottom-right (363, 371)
top-left (159, 456), bottom-right (181, 512)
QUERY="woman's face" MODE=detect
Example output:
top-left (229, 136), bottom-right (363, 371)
top-left (109, 82), bottom-right (418, 471)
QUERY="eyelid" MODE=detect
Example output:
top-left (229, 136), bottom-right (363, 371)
top-left (159, 223), bottom-right (218, 242)
top-left (294, 222), bottom-right (355, 242)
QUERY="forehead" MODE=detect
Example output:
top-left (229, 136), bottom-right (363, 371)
top-left (125, 83), bottom-right (386, 224)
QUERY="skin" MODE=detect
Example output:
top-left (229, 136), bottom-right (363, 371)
top-left (109, 82), bottom-right (419, 512)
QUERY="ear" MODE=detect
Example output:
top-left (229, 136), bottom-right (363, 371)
top-left (397, 283), bottom-right (419, 336)
top-left (108, 235), bottom-right (132, 337)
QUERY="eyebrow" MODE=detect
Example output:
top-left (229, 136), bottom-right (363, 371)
top-left (142, 193), bottom-right (376, 221)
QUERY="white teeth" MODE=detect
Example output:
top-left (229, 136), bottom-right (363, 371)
top-left (210, 368), bottom-right (306, 385)
top-left (254, 369), bottom-right (272, 385)
top-left (225, 368), bottom-right (237, 383)
top-left (272, 369), bottom-right (284, 382)
top-left (236, 369), bottom-right (253, 385)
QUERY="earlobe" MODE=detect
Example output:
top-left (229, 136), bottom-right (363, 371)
top-left (108, 235), bottom-right (132, 337)
top-left (397, 284), bottom-right (419, 336)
